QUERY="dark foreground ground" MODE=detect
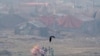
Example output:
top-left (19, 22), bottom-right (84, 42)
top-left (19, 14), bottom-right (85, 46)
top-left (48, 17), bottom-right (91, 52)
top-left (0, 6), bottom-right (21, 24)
top-left (0, 30), bottom-right (100, 56)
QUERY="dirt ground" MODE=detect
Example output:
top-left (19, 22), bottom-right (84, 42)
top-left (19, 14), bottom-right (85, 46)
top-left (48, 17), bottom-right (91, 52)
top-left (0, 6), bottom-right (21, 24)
top-left (0, 30), bottom-right (100, 56)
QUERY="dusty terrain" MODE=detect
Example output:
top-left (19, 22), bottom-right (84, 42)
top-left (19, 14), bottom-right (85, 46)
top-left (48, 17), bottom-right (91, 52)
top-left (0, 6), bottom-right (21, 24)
top-left (0, 30), bottom-right (100, 56)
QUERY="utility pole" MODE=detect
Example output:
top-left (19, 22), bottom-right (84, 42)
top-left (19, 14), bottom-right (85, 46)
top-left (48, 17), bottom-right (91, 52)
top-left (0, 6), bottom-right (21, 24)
top-left (49, 36), bottom-right (55, 56)
top-left (92, 0), bottom-right (97, 36)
